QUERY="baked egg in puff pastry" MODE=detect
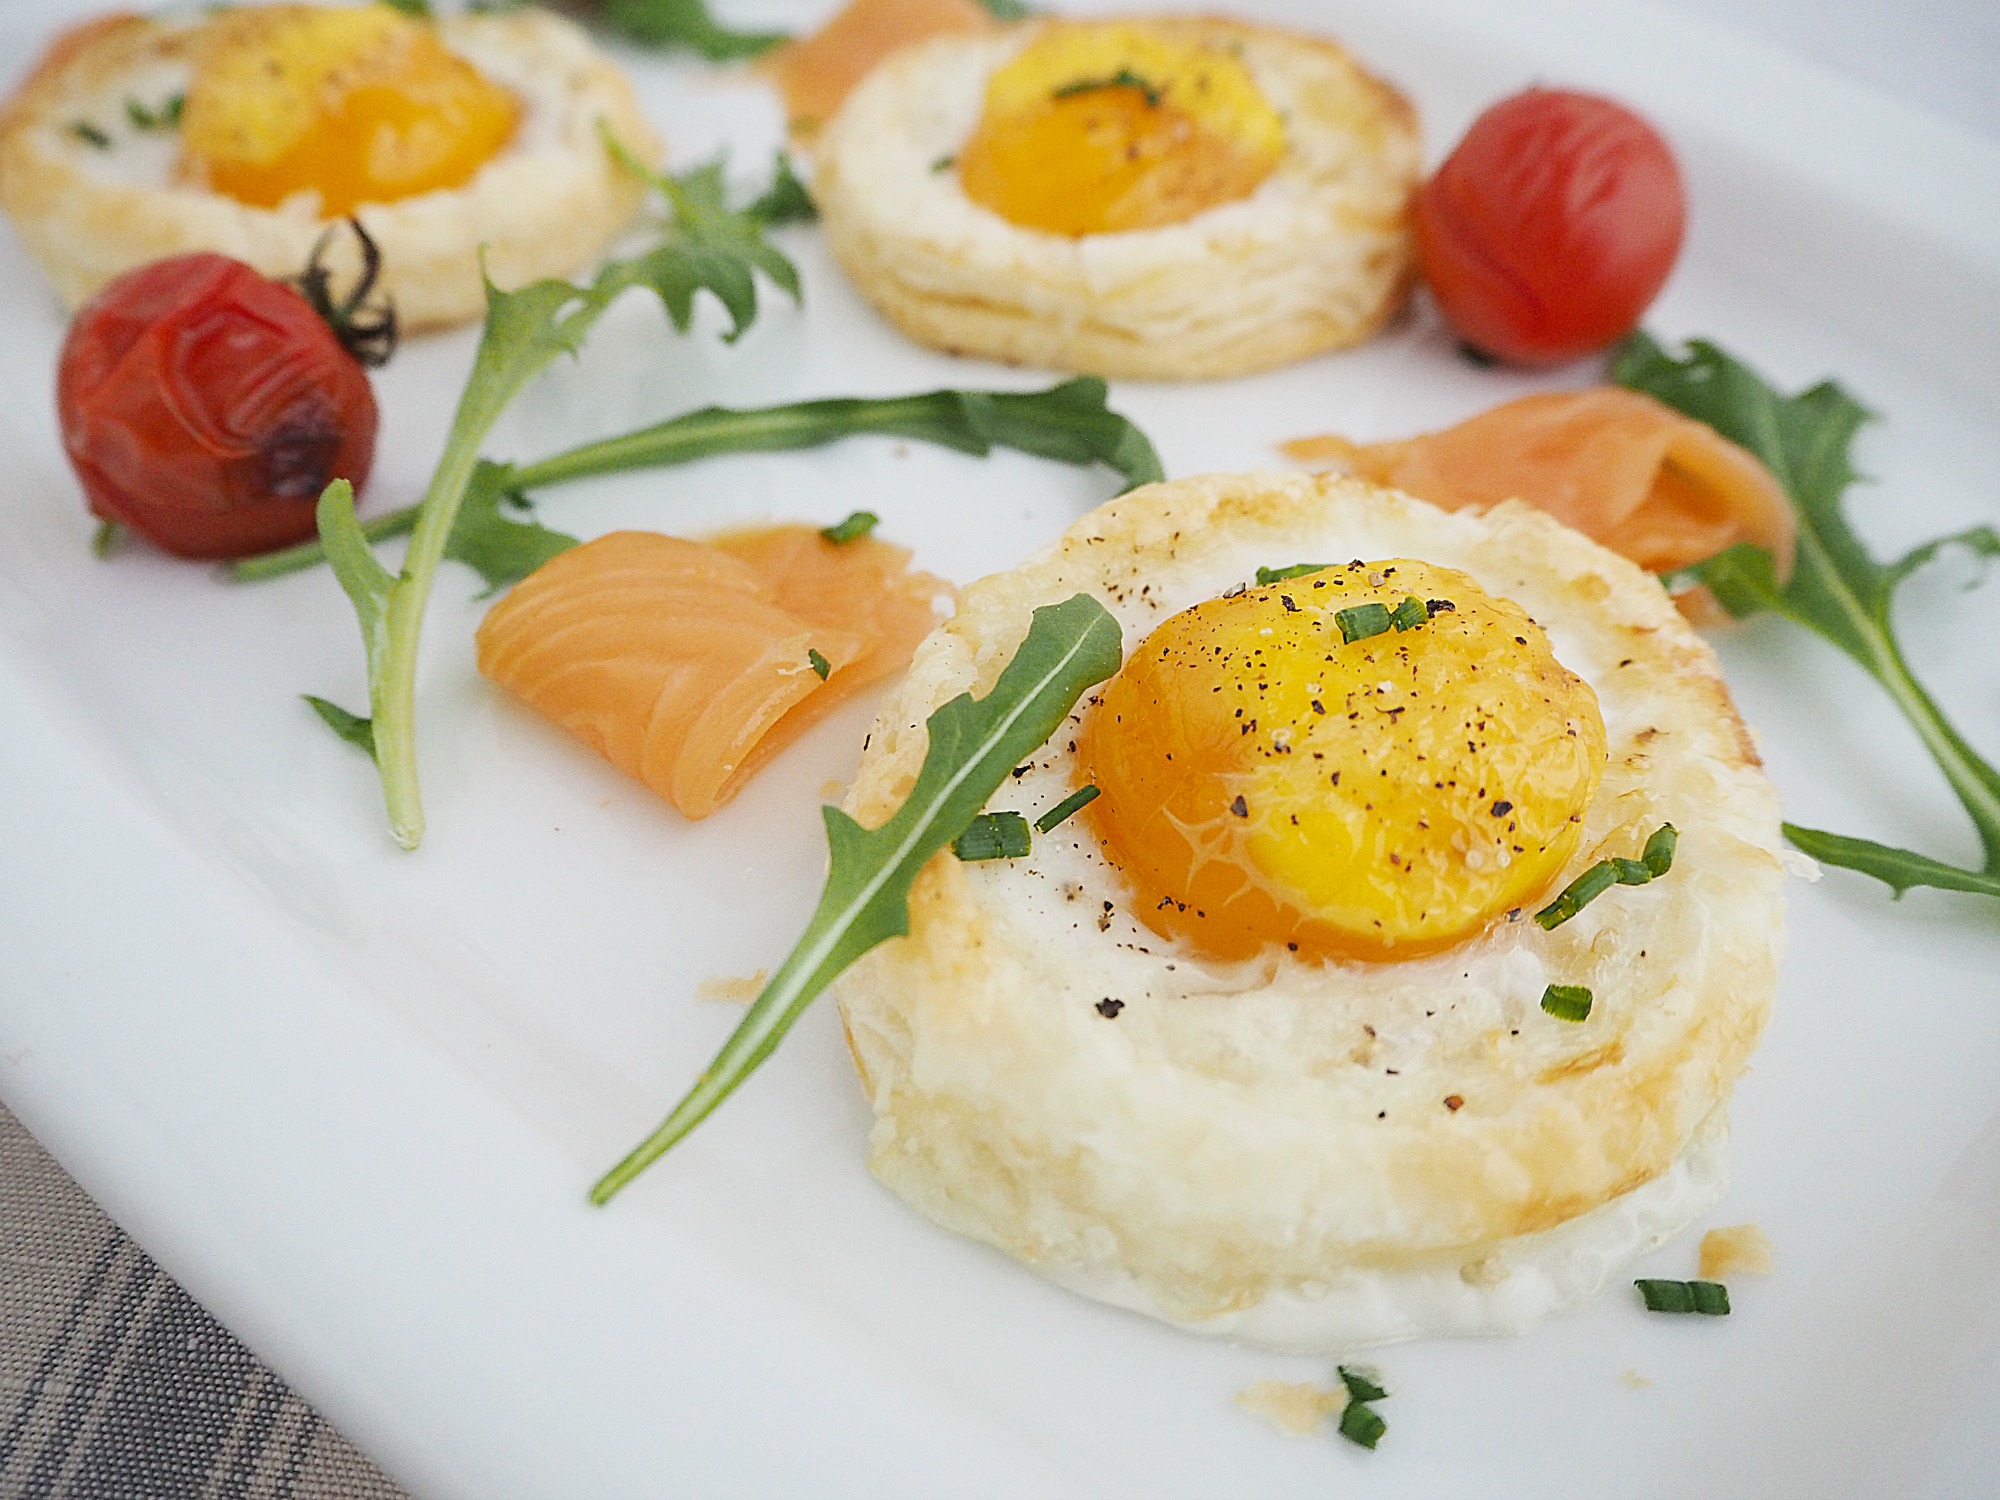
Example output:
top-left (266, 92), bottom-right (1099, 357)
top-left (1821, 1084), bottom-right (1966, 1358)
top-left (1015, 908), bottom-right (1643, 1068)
top-left (0, 5), bottom-right (660, 330)
top-left (811, 16), bottom-right (1421, 379)
top-left (835, 472), bottom-right (1783, 1349)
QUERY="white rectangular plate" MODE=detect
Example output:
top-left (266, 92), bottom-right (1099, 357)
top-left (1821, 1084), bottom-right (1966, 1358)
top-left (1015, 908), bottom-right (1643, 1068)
top-left (2, 1), bottom-right (1998, 1495)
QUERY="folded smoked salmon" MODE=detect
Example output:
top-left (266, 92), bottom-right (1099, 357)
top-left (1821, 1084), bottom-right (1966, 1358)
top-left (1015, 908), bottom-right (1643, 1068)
top-left (762, 0), bottom-right (997, 137)
top-left (475, 526), bottom-right (947, 819)
top-left (1282, 387), bottom-right (1794, 580)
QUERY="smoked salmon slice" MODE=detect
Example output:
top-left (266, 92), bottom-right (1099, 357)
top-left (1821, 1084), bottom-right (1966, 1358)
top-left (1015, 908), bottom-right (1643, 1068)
top-left (1283, 387), bottom-right (1795, 581)
top-left (760, 0), bottom-right (998, 137)
top-left (476, 526), bottom-right (948, 820)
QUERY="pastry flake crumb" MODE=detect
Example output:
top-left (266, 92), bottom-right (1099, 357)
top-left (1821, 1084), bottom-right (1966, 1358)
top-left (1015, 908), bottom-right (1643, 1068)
top-left (1459, 1253), bottom-right (1508, 1287)
top-left (1699, 1222), bottom-right (1773, 1279)
top-left (1235, 1379), bottom-right (1347, 1436)
top-left (695, 969), bottom-right (769, 1004)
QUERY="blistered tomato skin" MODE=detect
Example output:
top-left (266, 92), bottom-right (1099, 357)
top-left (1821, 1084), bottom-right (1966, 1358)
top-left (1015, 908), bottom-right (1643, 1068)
top-left (1416, 88), bottom-right (1685, 366)
top-left (57, 253), bottom-right (377, 560)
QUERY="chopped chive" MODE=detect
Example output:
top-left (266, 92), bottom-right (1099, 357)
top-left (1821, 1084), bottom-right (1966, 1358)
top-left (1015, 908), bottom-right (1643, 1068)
top-left (91, 519), bottom-right (118, 558)
top-left (929, 153), bottom-right (956, 173)
top-left (1337, 1365), bottom-right (1388, 1404)
top-left (1035, 784), bottom-right (1100, 833)
top-left (953, 811), bottom-right (1031, 862)
top-left (1537, 824), bottom-right (1680, 927)
top-left (1388, 595), bottom-right (1428, 631)
top-left (1535, 861), bottom-right (1618, 928)
top-left (1643, 823), bottom-right (1678, 877)
top-left (1540, 983), bottom-right (1593, 1022)
top-left (807, 648), bottom-right (831, 680)
top-left (820, 510), bottom-right (879, 544)
top-left (70, 120), bottom-right (110, 149)
top-left (1634, 1278), bottom-right (1730, 1315)
top-left (125, 94), bottom-right (184, 131)
top-left (1052, 68), bottom-right (1160, 106)
top-left (1336, 603), bottom-right (1393, 644)
top-left (1255, 562), bottom-right (1326, 586)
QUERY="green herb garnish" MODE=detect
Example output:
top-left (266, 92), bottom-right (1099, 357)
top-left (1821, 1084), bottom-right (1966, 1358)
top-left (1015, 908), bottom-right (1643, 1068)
top-left (930, 154), bottom-right (957, 174)
top-left (1338, 1403), bottom-right (1386, 1450)
top-left (124, 94), bottom-right (184, 131)
top-left (1035, 784), bottom-right (1100, 833)
top-left (1642, 823), bottom-right (1678, 878)
top-left (807, 647), bottom-right (831, 680)
top-left (237, 377), bottom-right (1161, 589)
top-left (954, 811), bottom-right (1032, 861)
top-left (314, 150), bottom-right (803, 847)
top-left (1337, 1365), bottom-right (1388, 1404)
top-left (1255, 562), bottom-right (1327, 586)
top-left (91, 520), bottom-right (118, 559)
top-left (975, 0), bottom-right (1034, 17)
top-left (598, 0), bottom-right (787, 59)
top-left (1618, 331), bottom-right (2000, 901)
top-left (1534, 824), bottom-right (1677, 929)
top-left (70, 121), bottom-right (110, 149)
top-left (1336, 603), bottom-right (1392, 644)
top-left (591, 595), bottom-right (1121, 1201)
top-left (1388, 595), bottom-right (1428, 631)
top-left (1535, 862), bottom-right (1617, 928)
top-left (820, 510), bottom-right (880, 545)
top-left (304, 691), bottom-right (378, 760)
top-left (1336, 1364), bottom-right (1390, 1449)
top-left (377, 0), bottom-right (433, 14)
top-left (1635, 1278), bottom-right (1730, 1315)
top-left (1540, 983), bottom-right (1593, 1022)
top-left (1053, 69), bottom-right (1161, 106)
top-left (746, 152), bottom-right (815, 226)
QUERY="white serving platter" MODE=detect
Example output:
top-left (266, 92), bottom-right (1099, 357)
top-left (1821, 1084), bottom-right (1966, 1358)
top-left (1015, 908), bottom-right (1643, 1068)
top-left (2, 0), bottom-right (1998, 1495)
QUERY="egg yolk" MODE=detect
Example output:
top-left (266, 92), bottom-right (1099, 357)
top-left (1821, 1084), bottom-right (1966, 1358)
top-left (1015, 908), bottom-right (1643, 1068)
top-left (956, 22), bottom-right (1286, 237)
top-left (1079, 561), bottom-right (1608, 963)
top-left (180, 5), bottom-right (519, 217)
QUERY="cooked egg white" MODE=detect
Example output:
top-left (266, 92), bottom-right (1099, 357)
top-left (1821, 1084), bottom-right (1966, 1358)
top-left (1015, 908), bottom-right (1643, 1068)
top-left (835, 472), bottom-right (1784, 1348)
top-left (811, 15), bottom-right (1421, 379)
top-left (0, 5), bottom-right (659, 329)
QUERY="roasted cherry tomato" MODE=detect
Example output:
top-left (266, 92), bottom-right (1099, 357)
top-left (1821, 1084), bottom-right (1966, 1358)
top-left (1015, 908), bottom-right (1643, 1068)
top-left (1415, 88), bottom-right (1686, 366)
top-left (57, 253), bottom-right (378, 559)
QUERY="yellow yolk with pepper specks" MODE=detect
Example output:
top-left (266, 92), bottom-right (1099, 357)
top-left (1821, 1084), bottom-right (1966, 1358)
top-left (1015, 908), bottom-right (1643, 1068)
top-left (180, 5), bottom-right (519, 216)
top-left (956, 22), bottom-right (1286, 237)
top-left (1079, 560), bottom-right (1607, 963)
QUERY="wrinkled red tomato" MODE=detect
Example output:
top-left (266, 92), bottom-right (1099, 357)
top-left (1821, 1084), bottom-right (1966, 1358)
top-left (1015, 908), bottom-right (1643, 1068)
top-left (57, 253), bottom-right (378, 559)
top-left (1416, 88), bottom-right (1686, 366)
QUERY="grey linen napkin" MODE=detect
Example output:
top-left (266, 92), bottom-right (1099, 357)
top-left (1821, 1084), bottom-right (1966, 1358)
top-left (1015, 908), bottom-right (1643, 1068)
top-left (0, 1103), bottom-right (410, 1500)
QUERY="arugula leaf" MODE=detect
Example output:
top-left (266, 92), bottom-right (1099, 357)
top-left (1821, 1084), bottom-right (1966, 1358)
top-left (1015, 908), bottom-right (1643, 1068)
top-left (599, 0), bottom-right (787, 60)
top-left (443, 463), bottom-right (580, 595)
top-left (303, 695), bottom-right (377, 759)
top-left (508, 376), bottom-right (1164, 496)
top-left (1618, 332), bottom-right (2000, 899)
top-left (591, 594), bottom-right (1122, 1201)
top-left (318, 156), bottom-right (803, 847)
top-left (746, 152), bottom-right (816, 226)
top-left (232, 378), bottom-right (1163, 586)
